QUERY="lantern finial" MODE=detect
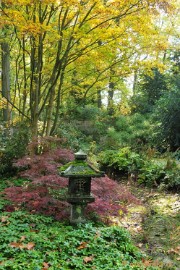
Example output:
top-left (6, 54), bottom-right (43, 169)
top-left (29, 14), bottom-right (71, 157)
top-left (74, 149), bottom-right (87, 160)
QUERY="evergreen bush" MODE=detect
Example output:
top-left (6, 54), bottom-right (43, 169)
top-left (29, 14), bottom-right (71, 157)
top-left (0, 122), bottom-right (30, 176)
top-left (98, 149), bottom-right (180, 191)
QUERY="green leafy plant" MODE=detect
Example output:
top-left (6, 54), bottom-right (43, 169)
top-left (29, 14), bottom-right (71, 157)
top-left (138, 161), bottom-right (166, 187)
top-left (0, 122), bottom-right (30, 177)
top-left (98, 147), bottom-right (144, 178)
top-left (98, 113), bottom-right (154, 151)
top-left (0, 210), bottom-right (159, 270)
top-left (138, 158), bottom-right (180, 190)
top-left (98, 149), bottom-right (179, 191)
top-left (152, 81), bottom-right (180, 151)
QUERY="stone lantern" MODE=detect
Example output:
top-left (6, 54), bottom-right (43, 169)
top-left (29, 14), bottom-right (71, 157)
top-left (60, 150), bottom-right (104, 224)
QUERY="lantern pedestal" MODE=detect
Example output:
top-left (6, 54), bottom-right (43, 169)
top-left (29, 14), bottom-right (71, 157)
top-left (67, 196), bottom-right (95, 224)
top-left (70, 204), bottom-right (86, 224)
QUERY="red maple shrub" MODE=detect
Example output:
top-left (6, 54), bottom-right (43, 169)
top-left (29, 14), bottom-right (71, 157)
top-left (3, 147), bottom-right (140, 222)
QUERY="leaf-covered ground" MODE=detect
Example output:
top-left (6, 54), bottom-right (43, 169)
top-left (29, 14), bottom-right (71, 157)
top-left (113, 182), bottom-right (180, 270)
top-left (0, 211), bottom-right (145, 270)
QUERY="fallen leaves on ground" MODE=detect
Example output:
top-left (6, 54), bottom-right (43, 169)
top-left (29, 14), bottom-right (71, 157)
top-left (42, 262), bottom-right (49, 269)
top-left (77, 241), bottom-right (88, 250)
top-left (83, 255), bottom-right (94, 263)
top-left (10, 241), bottom-right (35, 250)
top-left (167, 246), bottom-right (180, 256)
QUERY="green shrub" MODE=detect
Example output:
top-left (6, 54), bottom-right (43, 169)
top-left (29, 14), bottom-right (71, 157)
top-left (163, 169), bottom-right (180, 190)
top-left (138, 160), bottom-right (166, 187)
top-left (75, 105), bottom-right (101, 121)
top-left (98, 149), bottom-right (180, 191)
top-left (99, 113), bottom-right (154, 151)
top-left (98, 148), bottom-right (144, 176)
top-left (138, 158), bottom-right (180, 190)
top-left (54, 121), bottom-right (84, 150)
top-left (152, 82), bottom-right (180, 151)
top-left (0, 122), bottom-right (30, 176)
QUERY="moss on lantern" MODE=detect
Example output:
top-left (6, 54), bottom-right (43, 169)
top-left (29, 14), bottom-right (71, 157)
top-left (59, 159), bottom-right (102, 177)
top-left (58, 150), bottom-right (104, 224)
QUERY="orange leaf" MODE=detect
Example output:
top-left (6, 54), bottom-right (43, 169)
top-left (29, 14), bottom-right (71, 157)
top-left (142, 258), bottom-right (152, 267)
top-left (42, 262), bottom-right (49, 269)
top-left (10, 241), bottom-right (35, 250)
top-left (1, 216), bottom-right (9, 223)
top-left (167, 248), bottom-right (180, 255)
top-left (10, 242), bottom-right (24, 249)
top-left (25, 242), bottom-right (35, 250)
top-left (83, 256), bottom-right (94, 263)
top-left (20, 236), bottom-right (26, 242)
top-left (77, 241), bottom-right (88, 250)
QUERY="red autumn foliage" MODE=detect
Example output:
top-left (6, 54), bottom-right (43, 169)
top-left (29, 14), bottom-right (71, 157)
top-left (3, 147), bottom-right (140, 221)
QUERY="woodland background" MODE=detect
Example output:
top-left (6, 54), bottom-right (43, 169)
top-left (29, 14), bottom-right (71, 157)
top-left (0, 1), bottom-right (180, 269)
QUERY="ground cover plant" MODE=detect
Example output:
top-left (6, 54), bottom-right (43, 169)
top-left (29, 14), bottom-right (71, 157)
top-left (0, 146), bottom-right (179, 269)
top-left (0, 209), bottom-right (161, 270)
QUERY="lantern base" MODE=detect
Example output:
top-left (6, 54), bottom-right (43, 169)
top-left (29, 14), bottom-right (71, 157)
top-left (67, 195), bottom-right (95, 204)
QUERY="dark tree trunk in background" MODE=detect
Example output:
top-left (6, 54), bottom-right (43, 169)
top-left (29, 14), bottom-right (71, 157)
top-left (97, 89), bottom-right (102, 108)
top-left (107, 69), bottom-right (115, 115)
top-left (132, 71), bottom-right (138, 96)
top-left (1, 42), bottom-right (11, 123)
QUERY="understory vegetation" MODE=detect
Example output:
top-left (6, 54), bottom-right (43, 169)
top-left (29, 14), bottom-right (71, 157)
top-left (98, 147), bottom-right (180, 191)
top-left (0, 209), bottom-right (154, 270)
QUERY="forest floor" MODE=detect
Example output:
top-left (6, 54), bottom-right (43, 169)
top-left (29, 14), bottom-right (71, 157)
top-left (114, 181), bottom-right (180, 270)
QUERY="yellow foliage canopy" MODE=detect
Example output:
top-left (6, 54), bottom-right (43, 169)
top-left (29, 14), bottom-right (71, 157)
top-left (1, 0), bottom-right (179, 133)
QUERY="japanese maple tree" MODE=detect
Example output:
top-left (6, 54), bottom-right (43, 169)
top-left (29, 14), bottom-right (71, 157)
top-left (3, 147), bottom-right (139, 222)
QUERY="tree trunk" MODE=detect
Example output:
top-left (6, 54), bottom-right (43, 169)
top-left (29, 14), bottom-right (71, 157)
top-left (45, 86), bottom-right (55, 136)
top-left (30, 39), bottom-right (39, 139)
top-left (132, 71), bottom-right (138, 96)
top-left (107, 69), bottom-right (115, 115)
top-left (1, 42), bottom-right (11, 123)
top-left (97, 88), bottom-right (102, 108)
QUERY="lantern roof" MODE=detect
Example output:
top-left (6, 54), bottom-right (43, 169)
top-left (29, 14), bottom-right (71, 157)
top-left (60, 149), bottom-right (104, 177)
